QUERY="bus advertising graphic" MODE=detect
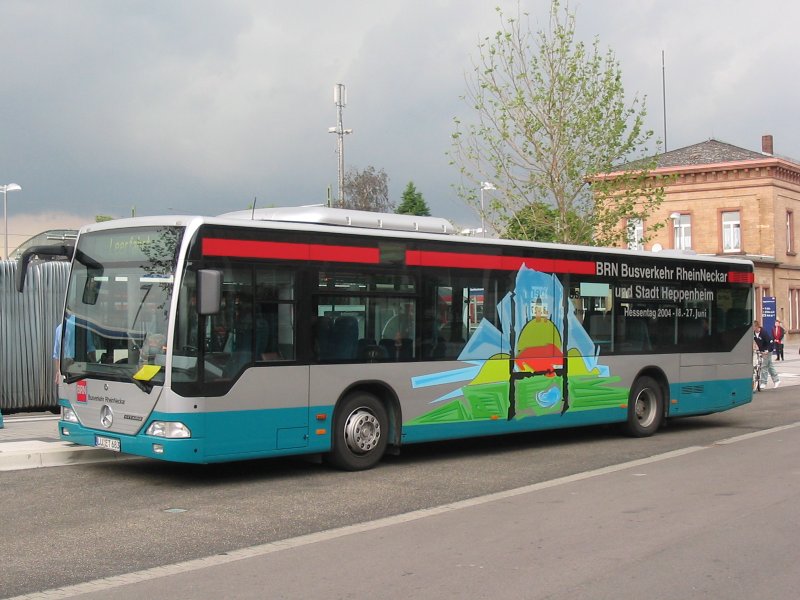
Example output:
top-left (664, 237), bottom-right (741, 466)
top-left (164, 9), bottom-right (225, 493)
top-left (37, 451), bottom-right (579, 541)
top-left (409, 265), bottom-right (627, 428)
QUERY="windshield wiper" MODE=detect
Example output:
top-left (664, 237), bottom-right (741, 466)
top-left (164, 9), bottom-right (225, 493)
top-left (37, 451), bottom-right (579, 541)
top-left (129, 374), bottom-right (154, 393)
top-left (63, 370), bottom-right (154, 393)
top-left (64, 373), bottom-right (85, 385)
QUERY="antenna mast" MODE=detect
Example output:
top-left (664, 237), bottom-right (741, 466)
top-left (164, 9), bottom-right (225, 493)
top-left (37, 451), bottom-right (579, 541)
top-left (662, 50), bottom-right (668, 152)
top-left (329, 84), bottom-right (353, 207)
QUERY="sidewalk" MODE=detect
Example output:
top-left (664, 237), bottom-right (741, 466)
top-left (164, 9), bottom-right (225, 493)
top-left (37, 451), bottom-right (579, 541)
top-left (2, 343), bottom-right (799, 472)
top-left (0, 414), bottom-right (134, 471)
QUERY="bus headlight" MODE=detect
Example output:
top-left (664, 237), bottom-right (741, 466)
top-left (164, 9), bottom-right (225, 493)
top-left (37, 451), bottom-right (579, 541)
top-left (146, 421), bottom-right (191, 439)
top-left (62, 406), bottom-right (79, 423)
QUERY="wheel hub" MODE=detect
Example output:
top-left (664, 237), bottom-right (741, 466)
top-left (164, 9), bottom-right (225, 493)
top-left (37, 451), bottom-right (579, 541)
top-left (344, 408), bottom-right (381, 454)
top-left (635, 389), bottom-right (656, 428)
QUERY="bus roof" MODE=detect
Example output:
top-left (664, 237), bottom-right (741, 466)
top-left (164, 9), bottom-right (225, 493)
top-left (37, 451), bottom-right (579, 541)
top-left (218, 206), bottom-right (455, 235)
top-left (75, 208), bottom-right (753, 270)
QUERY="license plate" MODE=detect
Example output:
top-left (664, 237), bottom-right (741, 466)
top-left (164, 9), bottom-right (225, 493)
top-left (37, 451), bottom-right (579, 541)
top-left (95, 435), bottom-right (121, 452)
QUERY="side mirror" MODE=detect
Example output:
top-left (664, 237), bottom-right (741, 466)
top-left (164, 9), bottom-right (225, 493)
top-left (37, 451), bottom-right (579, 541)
top-left (81, 271), bottom-right (101, 305)
top-left (197, 269), bottom-right (222, 315)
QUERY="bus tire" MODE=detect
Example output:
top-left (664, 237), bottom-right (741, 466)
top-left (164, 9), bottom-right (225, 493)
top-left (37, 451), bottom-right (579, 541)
top-left (327, 392), bottom-right (388, 471)
top-left (624, 376), bottom-right (663, 437)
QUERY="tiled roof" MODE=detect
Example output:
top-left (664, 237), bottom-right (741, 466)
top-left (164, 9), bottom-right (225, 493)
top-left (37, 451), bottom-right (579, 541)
top-left (654, 139), bottom-right (766, 168)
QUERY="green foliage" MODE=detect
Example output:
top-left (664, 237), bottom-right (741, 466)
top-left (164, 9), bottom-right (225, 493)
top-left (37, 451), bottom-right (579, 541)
top-left (94, 215), bottom-right (113, 222)
top-left (396, 182), bottom-right (431, 216)
top-left (342, 166), bottom-right (394, 212)
top-left (503, 202), bottom-right (574, 242)
top-left (449, 0), bottom-right (665, 246)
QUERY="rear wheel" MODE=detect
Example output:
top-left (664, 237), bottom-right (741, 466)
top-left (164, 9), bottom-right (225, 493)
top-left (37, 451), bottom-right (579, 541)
top-left (624, 376), bottom-right (664, 437)
top-left (753, 354), bottom-right (762, 392)
top-left (327, 392), bottom-right (388, 471)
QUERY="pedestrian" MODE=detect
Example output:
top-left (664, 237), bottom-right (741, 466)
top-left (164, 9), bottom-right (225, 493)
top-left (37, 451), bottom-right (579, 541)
top-left (772, 319), bottom-right (785, 361)
top-left (754, 321), bottom-right (780, 388)
top-left (53, 315), bottom-right (96, 381)
top-left (52, 322), bottom-right (63, 385)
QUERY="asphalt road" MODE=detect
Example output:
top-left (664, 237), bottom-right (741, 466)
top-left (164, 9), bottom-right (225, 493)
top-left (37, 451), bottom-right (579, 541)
top-left (2, 387), bottom-right (799, 599)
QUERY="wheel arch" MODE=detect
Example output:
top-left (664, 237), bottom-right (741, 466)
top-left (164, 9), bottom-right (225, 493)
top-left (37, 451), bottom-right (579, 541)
top-left (336, 380), bottom-right (402, 448)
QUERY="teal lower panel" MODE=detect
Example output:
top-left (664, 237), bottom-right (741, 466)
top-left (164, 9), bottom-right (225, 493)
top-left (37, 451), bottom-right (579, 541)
top-left (59, 404), bottom-right (334, 464)
top-left (668, 378), bottom-right (752, 417)
top-left (402, 407), bottom-right (628, 445)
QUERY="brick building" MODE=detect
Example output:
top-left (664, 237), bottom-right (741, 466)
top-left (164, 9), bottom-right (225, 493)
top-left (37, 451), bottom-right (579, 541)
top-left (620, 135), bottom-right (800, 335)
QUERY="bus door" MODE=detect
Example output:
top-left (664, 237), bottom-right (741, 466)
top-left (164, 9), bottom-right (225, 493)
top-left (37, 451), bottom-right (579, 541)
top-left (174, 264), bottom-right (307, 453)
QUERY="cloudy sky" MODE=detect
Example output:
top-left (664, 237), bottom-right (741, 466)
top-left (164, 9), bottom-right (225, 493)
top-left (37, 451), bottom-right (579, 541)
top-left (1, 0), bottom-right (799, 255)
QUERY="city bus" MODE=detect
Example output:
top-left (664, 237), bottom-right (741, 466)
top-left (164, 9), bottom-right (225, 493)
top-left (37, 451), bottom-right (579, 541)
top-left (17, 206), bottom-right (755, 470)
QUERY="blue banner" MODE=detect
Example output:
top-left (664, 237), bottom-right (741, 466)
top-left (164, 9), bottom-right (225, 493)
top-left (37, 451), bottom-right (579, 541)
top-left (762, 296), bottom-right (776, 334)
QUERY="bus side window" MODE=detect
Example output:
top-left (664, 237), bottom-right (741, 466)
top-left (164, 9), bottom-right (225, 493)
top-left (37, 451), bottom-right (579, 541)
top-left (569, 281), bottom-right (613, 353)
top-left (255, 269), bottom-right (296, 362)
top-left (332, 316), bottom-right (359, 360)
top-left (588, 313), bottom-right (612, 347)
top-left (615, 316), bottom-right (651, 352)
top-left (314, 315), bottom-right (334, 360)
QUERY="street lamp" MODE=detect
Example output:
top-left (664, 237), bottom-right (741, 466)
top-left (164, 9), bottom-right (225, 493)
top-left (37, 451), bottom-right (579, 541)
top-left (480, 181), bottom-right (495, 238)
top-left (2, 183), bottom-right (22, 260)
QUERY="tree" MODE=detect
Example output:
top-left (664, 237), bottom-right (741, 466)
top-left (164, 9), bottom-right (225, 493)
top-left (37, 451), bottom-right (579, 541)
top-left (396, 182), bottom-right (431, 216)
top-left (503, 202), bottom-right (570, 242)
top-left (341, 166), bottom-right (393, 212)
top-left (450, 0), bottom-right (665, 246)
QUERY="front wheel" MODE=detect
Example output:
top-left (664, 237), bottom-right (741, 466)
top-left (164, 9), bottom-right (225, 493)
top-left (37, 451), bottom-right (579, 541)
top-left (327, 392), bottom-right (389, 471)
top-left (624, 376), bottom-right (664, 437)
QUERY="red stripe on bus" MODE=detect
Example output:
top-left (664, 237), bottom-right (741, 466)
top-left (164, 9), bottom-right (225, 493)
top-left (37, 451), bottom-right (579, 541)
top-left (728, 271), bottom-right (754, 283)
top-left (202, 238), bottom-right (380, 264)
top-left (406, 250), bottom-right (595, 274)
top-left (309, 244), bottom-right (380, 263)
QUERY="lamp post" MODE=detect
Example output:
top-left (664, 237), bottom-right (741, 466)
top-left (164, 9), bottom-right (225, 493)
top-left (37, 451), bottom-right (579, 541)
top-left (479, 181), bottom-right (495, 238)
top-left (2, 183), bottom-right (22, 260)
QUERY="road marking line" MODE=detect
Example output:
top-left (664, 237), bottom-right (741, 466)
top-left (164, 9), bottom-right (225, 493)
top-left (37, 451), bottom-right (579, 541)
top-left (713, 421), bottom-right (800, 445)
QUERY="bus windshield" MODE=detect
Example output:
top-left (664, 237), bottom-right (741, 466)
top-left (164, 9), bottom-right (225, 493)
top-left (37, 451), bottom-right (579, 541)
top-left (61, 226), bottom-right (183, 387)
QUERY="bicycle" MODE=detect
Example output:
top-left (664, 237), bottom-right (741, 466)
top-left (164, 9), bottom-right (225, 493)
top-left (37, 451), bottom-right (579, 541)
top-left (753, 350), bottom-right (764, 392)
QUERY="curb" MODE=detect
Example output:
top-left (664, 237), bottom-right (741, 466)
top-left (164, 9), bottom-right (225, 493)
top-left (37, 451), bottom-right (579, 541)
top-left (0, 440), bottom-right (136, 472)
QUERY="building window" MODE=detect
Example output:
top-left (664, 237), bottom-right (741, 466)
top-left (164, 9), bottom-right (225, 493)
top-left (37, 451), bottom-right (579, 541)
top-left (627, 218), bottom-right (644, 251)
top-left (789, 288), bottom-right (800, 332)
top-left (673, 214), bottom-right (691, 250)
top-left (787, 210), bottom-right (795, 254)
top-left (722, 211), bottom-right (741, 252)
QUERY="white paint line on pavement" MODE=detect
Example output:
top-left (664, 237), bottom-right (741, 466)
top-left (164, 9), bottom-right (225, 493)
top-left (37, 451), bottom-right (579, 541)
top-left (713, 421), bottom-right (800, 445)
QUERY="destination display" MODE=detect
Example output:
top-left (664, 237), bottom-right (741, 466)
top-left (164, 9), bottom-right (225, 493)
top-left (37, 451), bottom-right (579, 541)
top-left (78, 226), bottom-right (182, 263)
